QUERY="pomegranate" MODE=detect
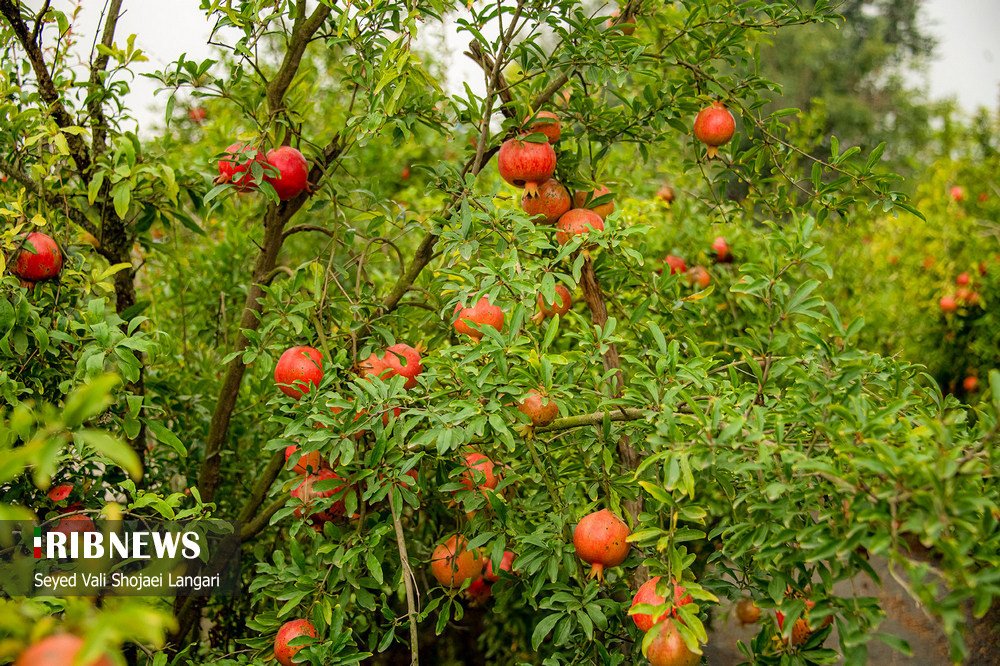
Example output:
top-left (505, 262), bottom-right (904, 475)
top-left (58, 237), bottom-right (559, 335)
top-left (712, 236), bottom-right (731, 262)
top-left (573, 186), bottom-right (614, 219)
top-left (430, 535), bottom-right (484, 588)
top-left (275, 346), bottom-right (323, 399)
top-left (359, 352), bottom-right (391, 381)
top-left (736, 598), bottom-right (761, 625)
top-left (662, 255), bottom-right (687, 276)
top-left (950, 186), bottom-right (964, 202)
top-left (656, 185), bottom-right (675, 203)
top-left (630, 576), bottom-right (693, 631)
top-left (693, 101), bottom-right (736, 159)
top-left (497, 138), bottom-right (556, 197)
top-left (460, 452), bottom-right (499, 492)
top-left (921, 256), bottom-right (935, 269)
top-left (11, 232), bottom-right (63, 281)
top-left (285, 444), bottom-right (324, 474)
top-left (383, 343), bottom-right (424, 389)
top-left (517, 389), bottom-right (559, 427)
top-left (686, 266), bottom-right (710, 289)
top-left (484, 550), bottom-right (516, 582)
top-left (51, 514), bottom-right (96, 537)
top-left (978, 192), bottom-right (989, 203)
top-left (956, 272), bottom-right (970, 286)
top-left (964, 375), bottom-right (979, 392)
top-left (939, 296), bottom-right (957, 313)
top-left (524, 110), bottom-right (561, 143)
top-left (467, 576), bottom-right (492, 603)
top-left (188, 107), bottom-right (206, 123)
top-left (291, 469), bottom-right (349, 522)
top-left (453, 297), bottom-right (505, 341)
top-left (533, 284), bottom-right (572, 323)
top-left (606, 9), bottom-right (637, 35)
top-left (274, 618), bottom-right (317, 666)
top-left (556, 208), bottom-right (605, 246)
top-left (400, 165), bottom-right (411, 180)
top-left (217, 142), bottom-right (264, 190)
top-left (47, 484), bottom-right (73, 503)
top-left (776, 598), bottom-right (830, 646)
top-left (521, 179), bottom-right (571, 225)
top-left (644, 619), bottom-right (700, 666)
top-left (15, 634), bottom-right (113, 666)
top-left (573, 509), bottom-right (630, 580)
top-left (264, 146), bottom-right (309, 200)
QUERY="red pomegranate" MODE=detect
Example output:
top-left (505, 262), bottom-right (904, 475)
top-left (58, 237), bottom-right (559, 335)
top-left (693, 101), bottom-right (736, 159)
top-left (467, 576), bottom-right (492, 603)
top-left (484, 550), bottom-right (516, 582)
top-left (776, 599), bottom-right (823, 646)
top-left (964, 375), bottom-right (979, 392)
top-left (47, 484), bottom-right (73, 503)
top-left (524, 110), bottom-right (561, 143)
top-left (274, 619), bottom-right (317, 666)
top-left (736, 598), bottom-right (761, 625)
top-left (533, 284), bottom-right (572, 323)
top-left (264, 146), bottom-right (309, 200)
top-left (359, 352), bottom-right (390, 381)
top-left (956, 272), bottom-right (970, 286)
top-left (573, 509), bottom-right (630, 580)
top-left (291, 469), bottom-right (349, 523)
top-left (521, 179), bottom-right (571, 225)
top-left (978, 192), bottom-right (989, 203)
top-left (939, 296), bottom-right (957, 313)
top-left (497, 138), bottom-right (556, 197)
top-left (644, 619), bottom-right (700, 666)
top-left (275, 346), bottom-right (323, 399)
top-left (712, 236), bottom-right (731, 262)
top-left (383, 343), bottom-right (424, 389)
top-left (15, 634), bottom-right (113, 666)
top-left (663, 255), bottom-right (687, 276)
top-left (51, 514), bottom-right (96, 537)
top-left (460, 452), bottom-right (499, 492)
top-left (556, 208), bottom-right (605, 246)
top-left (950, 186), bottom-right (964, 202)
top-left (430, 535), bottom-right (484, 588)
top-left (285, 444), bottom-right (324, 474)
top-left (573, 185), bottom-right (614, 219)
top-left (630, 576), bottom-right (693, 631)
top-left (606, 9), bottom-right (637, 35)
top-left (686, 266), bottom-right (710, 289)
top-left (12, 232), bottom-right (63, 281)
top-left (517, 389), bottom-right (559, 427)
top-left (656, 185), bottom-right (675, 203)
top-left (453, 297), bottom-right (505, 340)
top-left (188, 107), bottom-right (206, 123)
top-left (217, 142), bottom-right (264, 190)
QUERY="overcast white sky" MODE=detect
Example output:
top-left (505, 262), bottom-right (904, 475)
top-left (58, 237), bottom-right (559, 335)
top-left (25, 0), bottom-right (1000, 130)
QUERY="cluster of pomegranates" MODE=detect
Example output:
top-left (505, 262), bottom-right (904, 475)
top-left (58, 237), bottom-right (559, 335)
top-left (660, 237), bottom-right (733, 291)
top-left (216, 142), bottom-right (309, 201)
top-left (939, 269), bottom-right (983, 314)
top-left (7, 231), bottom-right (64, 289)
top-left (430, 533), bottom-right (516, 605)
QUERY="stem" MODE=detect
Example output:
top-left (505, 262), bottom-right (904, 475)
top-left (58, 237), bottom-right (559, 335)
top-left (389, 490), bottom-right (420, 666)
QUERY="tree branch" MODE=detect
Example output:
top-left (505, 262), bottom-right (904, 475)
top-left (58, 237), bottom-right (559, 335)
top-left (389, 490), bottom-right (420, 666)
top-left (0, 157), bottom-right (100, 239)
top-left (535, 408), bottom-right (649, 432)
top-left (88, 0), bottom-right (124, 155)
top-left (266, 4), bottom-right (332, 115)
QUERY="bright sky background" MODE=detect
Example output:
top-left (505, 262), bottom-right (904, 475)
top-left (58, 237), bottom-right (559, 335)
top-left (23, 0), bottom-right (1000, 132)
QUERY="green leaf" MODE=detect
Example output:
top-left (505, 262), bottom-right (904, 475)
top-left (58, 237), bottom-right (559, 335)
top-left (62, 375), bottom-right (120, 427)
top-left (74, 429), bottom-right (142, 480)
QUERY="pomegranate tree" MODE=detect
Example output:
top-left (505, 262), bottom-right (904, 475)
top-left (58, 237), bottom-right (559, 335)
top-left (533, 284), bottom-right (572, 322)
top-left (264, 145), bottom-right (309, 200)
top-left (572, 509), bottom-right (630, 580)
top-left (573, 185), bottom-right (614, 219)
top-left (521, 178), bottom-right (571, 225)
top-left (11, 232), bottom-right (63, 281)
top-left (497, 138), bottom-right (556, 197)
top-left (274, 619), bottom-right (317, 666)
top-left (517, 389), bottom-right (559, 427)
top-left (556, 208), bottom-right (605, 246)
top-left (274, 346), bottom-right (323, 398)
top-left (644, 619), bottom-right (700, 666)
top-left (15, 634), bottom-right (113, 666)
top-left (217, 142), bottom-right (264, 190)
top-left (430, 535), bottom-right (484, 588)
top-left (693, 101), bottom-right (736, 158)
top-left (453, 297), bottom-right (505, 340)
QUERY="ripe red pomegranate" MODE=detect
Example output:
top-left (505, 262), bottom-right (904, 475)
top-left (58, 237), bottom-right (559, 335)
top-left (497, 138), bottom-right (556, 197)
top-left (291, 469), bottom-right (349, 522)
top-left (964, 375), bottom-right (979, 392)
top-left (12, 232), bottom-right (63, 281)
top-left (693, 101), bottom-right (736, 159)
top-left (534, 284), bottom-right (572, 323)
top-left (359, 352), bottom-right (391, 381)
top-left (484, 550), bottom-right (516, 582)
top-left (573, 186), bottom-right (614, 219)
top-left (285, 444), bottom-right (324, 474)
top-left (467, 577), bottom-right (492, 603)
top-left (939, 295), bottom-right (957, 313)
top-left (686, 266), bottom-right (710, 289)
top-left (430, 535), bottom-right (484, 588)
top-left (950, 186), bottom-right (964, 202)
top-left (521, 179), bottom-right (571, 225)
top-left (454, 297), bottom-right (505, 340)
top-left (573, 509), bottom-right (630, 580)
top-left (264, 146), bottom-right (309, 200)
top-left (400, 165), bottom-right (411, 180)
top-left (217, 142), bottom-right (264, 190)
top-left (979, 192), bottom-right (989, 203)
top-left (736, 598), bottom-right (761, 625)
top-left (656, 185), bottom-right (675, 203)
top-left (662, 255), bottom-right (687, 276)
top-left (460, 452), bottom-right (499, 492)
top-left (47, 484), bottom-right (73, 503)
top-left (630, 576), bottom-right (693, 631)
top-left (525, 110), bottom-right (561, 143)
top-left (15, 634), bottom-right (113, 666)
top-left (956, 272), bottom-right (970, 286)
top-left (644, 619), bottom-right (700, 666)
top-left (383, 343), bottom-right (423, 389)
top-left (275, 346), bottom-right (323, 399)
top-left (188, 107), bottom-right (206, 123)
top-left (556, 208), bottom-right (605, 246)
top-left (274, 619), bottom-right (317, 666)
top-left (712, 236), bottom-right (731, 262)
top-left (606, 9), bottom-right (637, 35)
top-left (517, 389), bottom-right (559, 427)
top-left (51, 514), bottom-right (96, 537)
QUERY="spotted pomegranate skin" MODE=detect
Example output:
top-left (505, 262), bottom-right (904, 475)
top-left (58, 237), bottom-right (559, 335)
top-left (12, 232), bottom-right (63, 281)
top-left (525, 110), bottom-right (561, 143)
top-left (517, 389), bottom-right (559, 427)
top-left (556, 208), bottom-right (605, 246)
top-left (264, 146), bottom-right (309, 200)
top-left (430, 535), bottom-right (484, 588)
top-left (693, 101), bottom-right (736, 158)
top-left (291, 469), bottom-right (349, 522)
top-left (15, 634), bottom-right (114, 666)
top-left (47, 484), bottom-right (73, 503)
top-left (274, 346), bottom-right (324, 399)
top-left (630, 576), bottom-right (693, 631)
top-left (573, 186), bottom-right (614, 219)
top-left (497, 138), bottom-right (556, 197)
top-left (534, 284), bottom-right (572, 322)
top-left (644, 619), bottom-right (700, 666)
top-left (217, 142), bottom-right (264, 190)
top-left (453, 297), bottom-right (505, 340)
top-left (573, 509), bottom-right (630, 580)
top-left (521, 179), bottom-right (571, 225)
top-left (274, 618), bottom-right (317, 666)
